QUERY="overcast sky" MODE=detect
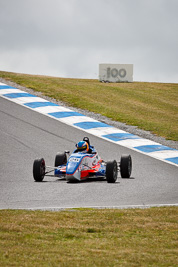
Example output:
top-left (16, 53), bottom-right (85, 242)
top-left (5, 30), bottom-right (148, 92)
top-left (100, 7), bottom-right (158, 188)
top-left (0, 0), bottom-right (178, 83)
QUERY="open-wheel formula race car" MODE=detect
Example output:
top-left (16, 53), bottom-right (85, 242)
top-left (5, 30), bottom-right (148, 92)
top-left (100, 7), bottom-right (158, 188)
top-left (33, 137), bottom-right (132, 183)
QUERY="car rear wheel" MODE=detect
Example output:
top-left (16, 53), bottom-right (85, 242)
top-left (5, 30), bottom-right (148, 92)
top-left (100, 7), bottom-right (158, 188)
top-left (120, 155), bottom-right (132, 178)
top-left (33, 158), bottom-right (46, 182)
top-left (106, 160), bottom-right (118, 183)
top-left (55, 152), bottom-right (67, 167)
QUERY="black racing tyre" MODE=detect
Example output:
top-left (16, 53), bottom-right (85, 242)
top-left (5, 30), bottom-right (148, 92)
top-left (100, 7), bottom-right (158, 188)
top-left (106, 160), bottom-right (118, 183)
top-left (33, 158), bottom-right (46, 182)
top-left (120, 155), bottom-right (132, 178)
top-left (55, 152), bottom-right (67, 167)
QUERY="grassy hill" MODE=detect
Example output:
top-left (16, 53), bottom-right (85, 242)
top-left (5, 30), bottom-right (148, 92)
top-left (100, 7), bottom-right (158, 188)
top-left (0, 71), bottom-right (177, 141)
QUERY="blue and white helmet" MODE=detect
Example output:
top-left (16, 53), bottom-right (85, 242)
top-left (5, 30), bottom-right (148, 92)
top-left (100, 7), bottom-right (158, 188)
top-left (77, 141), bottom-right (89, 153)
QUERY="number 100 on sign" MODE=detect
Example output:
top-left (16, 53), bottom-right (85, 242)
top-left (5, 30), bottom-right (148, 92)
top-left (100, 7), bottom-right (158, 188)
top-left (99, 64), bottom-right (133, 83)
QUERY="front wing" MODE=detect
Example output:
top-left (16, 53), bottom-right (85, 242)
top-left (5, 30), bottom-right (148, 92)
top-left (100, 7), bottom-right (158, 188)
top-left (54, 162), bottom-right (106, 180)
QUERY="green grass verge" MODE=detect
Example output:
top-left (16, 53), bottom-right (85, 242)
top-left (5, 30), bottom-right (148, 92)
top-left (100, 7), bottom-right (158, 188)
top-left (0, 71), bottom-right (178, 141)
top-left (0, 207), bottom-right (178, 266)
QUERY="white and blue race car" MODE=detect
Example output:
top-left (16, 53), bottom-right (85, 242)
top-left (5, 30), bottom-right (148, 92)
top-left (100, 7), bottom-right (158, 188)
top-left (33, 137), bottom-right (132, 183)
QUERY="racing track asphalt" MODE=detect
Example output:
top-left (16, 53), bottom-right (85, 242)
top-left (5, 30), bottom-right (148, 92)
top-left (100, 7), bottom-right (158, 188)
top-left (0, 96), bottom-right (178, 209)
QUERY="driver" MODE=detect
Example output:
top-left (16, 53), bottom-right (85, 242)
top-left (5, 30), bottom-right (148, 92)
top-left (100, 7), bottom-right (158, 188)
top-left (76, 141), bottom-right (89, 153)
top-left (75, 137), bottom-right (96, 154)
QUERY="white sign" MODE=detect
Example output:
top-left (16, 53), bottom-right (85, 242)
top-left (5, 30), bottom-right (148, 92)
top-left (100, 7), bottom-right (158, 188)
top-left (99, 64), bottom-right (133, 83)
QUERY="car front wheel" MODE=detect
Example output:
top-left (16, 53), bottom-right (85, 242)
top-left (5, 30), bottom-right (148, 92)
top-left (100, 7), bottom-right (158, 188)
top-left (33, 158), bottom-right (46, 182)
top-left (106, 160), bottom-right (118, 183)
